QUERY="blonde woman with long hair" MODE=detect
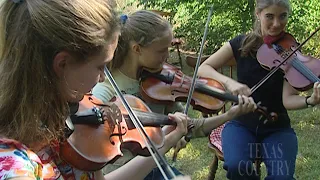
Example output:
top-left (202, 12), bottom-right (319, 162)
top-left (199, 0), bottom-right (320, 179)
top-left (0, 0), bottom-right (191, 179)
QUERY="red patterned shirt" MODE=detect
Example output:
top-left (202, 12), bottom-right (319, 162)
top-left (0, 138), bottom-right (95, 180)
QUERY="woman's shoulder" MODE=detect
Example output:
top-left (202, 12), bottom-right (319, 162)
top-left (92, 81), bottom-right (115, 103)
top-left (0, 138), bottom-right (96, 180)
top-left (92, 68), bottom-right (140, 103)
top-left (228, 34), bottom-right (246, 58)
top-left (92, 68), bottom-right (117, 102)
top-left (0, 138), bottom-right (42, 179)
top-left (229, 34), bottom-right (246, 45)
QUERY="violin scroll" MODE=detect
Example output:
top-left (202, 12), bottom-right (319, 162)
top-left (140, 63), bottom-right (226, 114)
top-left (255, 102), bottom-right (278, 124)
top-left (257, 32), bottom-right (320, 91)
top-left (60, 94), bottom-right (169, 171)
top-left (141, 63), bottom-right (278, 124)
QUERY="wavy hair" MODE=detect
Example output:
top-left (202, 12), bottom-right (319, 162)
top-left (0, 0), bottom-right (119, 146)
top-left (240, 0), bottom-right (291, 57)
top-left (110, 10), bottom-right (171, 70)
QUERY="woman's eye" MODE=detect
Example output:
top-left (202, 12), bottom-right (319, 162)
top-left (265, 14), bottom-right (273, 20)
top-left (280, 14), bottom-right (288, 20)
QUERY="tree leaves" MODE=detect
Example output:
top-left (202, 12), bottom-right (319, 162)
top-left (132, 0), bottom-right (320, 57)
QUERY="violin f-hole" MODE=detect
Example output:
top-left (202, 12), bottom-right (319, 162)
top-left (110, 126), bottom-right (127, 145)
top-left (273, 59), bottom-right (287, 66)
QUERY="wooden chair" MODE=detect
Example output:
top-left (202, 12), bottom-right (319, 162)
top-left (184, 55), bottom-right (262, 180)
top-left (185, 54), bottom-right (211, 69)
top-left (171, 38), bottom-right (183, 68)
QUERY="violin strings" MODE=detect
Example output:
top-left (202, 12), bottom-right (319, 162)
top-left (134, 110), bottom-right (168, 120)
top-left (277, 45), bottom-right (319, 84)
top-left (253, 44), bottom-right (308, 93)
top-left (291, 57), bottom-right (320, 82)
top-left (277, 45), bottom-right (318, 82)
top-left (251, 27), bottom-right (320, 94)
top-left (105, 68), bottom-right (172, 179)
top-left (104, 67), bottom-right (175, 180)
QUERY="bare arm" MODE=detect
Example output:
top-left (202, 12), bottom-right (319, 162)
top-left (103, 143), bottom-right (175, 180)
top-left (201, 95), bottom-right (257, 135)
top-left (198, 43), bottom-right (251, 96)
top-left (283, 81), bottom-right (320, 110)
top-left (6, 178), bottom-right (35, 180)
top-left (103, 113), bottom-right (188, 180)
top-left (282, 80), bottom-right (306, 110)
top-left (201, 112), bottom-right (232, 136)
top-left (198, 42), bottom-right (235, 85)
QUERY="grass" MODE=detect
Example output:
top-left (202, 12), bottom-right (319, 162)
top-left (165, 50), bottom-right (320, 180)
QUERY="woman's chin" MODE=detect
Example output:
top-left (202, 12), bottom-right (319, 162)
top-left (66, 92), bottom-right (85, 103)
top-left (143, 66), bottom-right (163, 73)
top-left (268, 31), bottom-right (282, 36)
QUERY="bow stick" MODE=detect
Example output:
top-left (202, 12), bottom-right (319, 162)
top-left (172, 5), bottom-right (214, 162)
top-left (105, 67), bottom-right (177, 180)
top-left (250, 27), bottom-right (320, 94)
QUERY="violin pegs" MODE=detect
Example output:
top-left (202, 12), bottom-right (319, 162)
top-left (263, 119), bottom-right (268, 125)
top-left (258, 115), bottom-right (264, 121)
top-left (258, 115), bottom-right (268, 125)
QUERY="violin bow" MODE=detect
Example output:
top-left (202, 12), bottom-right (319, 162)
top-left (250, 26), bottom-right (320, 94)
top-left (172, 5), bottom-right (214, 162)
top-left (104, 67), bottom-right (176, 180)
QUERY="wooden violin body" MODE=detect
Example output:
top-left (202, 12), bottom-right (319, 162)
top-left (257, 33), bottom-right (320, 91)
top-left (140, 63), bottom-right (278, 123)
top-left (140, 63), bottom-right (226, 114)
top-left (60, 94), bottom-right (175, 171)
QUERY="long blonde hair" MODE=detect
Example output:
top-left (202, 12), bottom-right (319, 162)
top-left (110, 10), bottom-right (171, 70)
top-left (240, 0), bottom-right (291, 57)
top-left (0, 0), bottom-right (119, 146)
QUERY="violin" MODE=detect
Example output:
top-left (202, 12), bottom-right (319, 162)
top-left (140, 63), bottom-right (277, 123)
top-left (140, 63), bottom-right (226, 114)
top-left (60, 94), bottom-right (177, 171)
top-left (257, 32), bottom-right (320, 91)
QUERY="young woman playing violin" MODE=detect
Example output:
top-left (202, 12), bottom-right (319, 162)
top-left (0, 1), bottom-right (191, 180)
top-left (198, 0), bottom-right (320, 179)
top-left (92, 10), bottom-right (257, 180)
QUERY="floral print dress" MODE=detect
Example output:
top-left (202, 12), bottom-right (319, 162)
top-left (0, 138), bottom-right (95, 180)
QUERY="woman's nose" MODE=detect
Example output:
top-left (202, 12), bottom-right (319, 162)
top-left (273, 18), bottom-right (281, 27)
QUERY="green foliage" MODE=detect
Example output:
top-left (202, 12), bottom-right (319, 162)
top-left (130, 0), bottom-right (320, 56)
top-left (288, 0), bottom-right (320, 56)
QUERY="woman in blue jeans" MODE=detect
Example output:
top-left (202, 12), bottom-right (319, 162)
top-left (199, 0), bottom-right (320, 179)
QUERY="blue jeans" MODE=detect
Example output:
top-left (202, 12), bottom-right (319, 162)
top-left (144, 166), bottom-right (182, 180)
top-left (222, 121), bottom-right (297, 180)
